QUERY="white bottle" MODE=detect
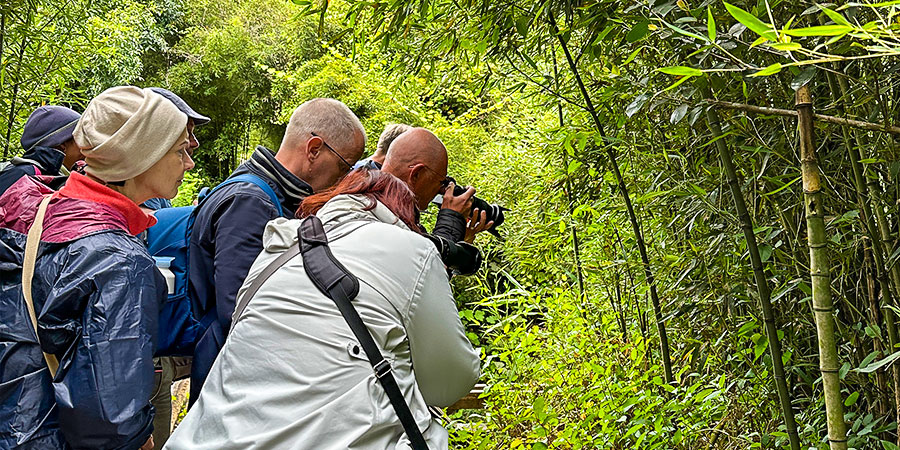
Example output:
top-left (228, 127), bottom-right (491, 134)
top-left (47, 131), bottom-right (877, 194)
top-left (153, 256), bottom-right (176, 295)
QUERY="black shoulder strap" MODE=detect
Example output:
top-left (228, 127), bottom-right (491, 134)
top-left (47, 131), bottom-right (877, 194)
top-left (298, 216), bottom-right (429, 450)
top-left (228, 216), bottom-right (429, 450)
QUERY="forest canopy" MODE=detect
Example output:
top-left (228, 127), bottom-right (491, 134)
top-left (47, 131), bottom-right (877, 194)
top-left (3, 0), bottom-right (900, 448)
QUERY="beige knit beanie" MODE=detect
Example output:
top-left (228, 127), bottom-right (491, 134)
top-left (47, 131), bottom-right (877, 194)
top-left (74, 86), bottom-right (188, 182)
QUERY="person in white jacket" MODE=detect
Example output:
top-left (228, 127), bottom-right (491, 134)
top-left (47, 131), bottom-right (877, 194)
top-left (165, 169), bottom-right (480, 450)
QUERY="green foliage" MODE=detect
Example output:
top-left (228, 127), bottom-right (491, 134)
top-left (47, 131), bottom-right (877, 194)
top-left (9, 0), bottom-right (900, 447)
top-left (171, 170), bottom-right (208, 207)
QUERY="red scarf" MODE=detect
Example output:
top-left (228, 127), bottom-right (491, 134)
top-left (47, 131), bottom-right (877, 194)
top-left (58, 172), bottom-right (157, 235)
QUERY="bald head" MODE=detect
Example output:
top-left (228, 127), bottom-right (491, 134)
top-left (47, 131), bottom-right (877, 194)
top-left (382, 128), bottom-right (448, 210)
top-left (275, 98), bottom-right (365, 192)
top-left (382, 128), bottom-right (447, 172)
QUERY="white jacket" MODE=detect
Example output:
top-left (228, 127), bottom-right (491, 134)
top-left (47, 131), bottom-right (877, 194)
top-left (165, 194), bottom-right (480, 450)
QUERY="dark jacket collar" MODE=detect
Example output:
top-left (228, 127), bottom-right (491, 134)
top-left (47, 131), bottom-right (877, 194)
top-left (15, 145), bottom-right (65, 176)
top-left (243, 146), bottom-right (313, 214)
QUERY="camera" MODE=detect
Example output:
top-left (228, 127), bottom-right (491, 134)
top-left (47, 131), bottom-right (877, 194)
top-left (434, 177), bottom-right (508, 237)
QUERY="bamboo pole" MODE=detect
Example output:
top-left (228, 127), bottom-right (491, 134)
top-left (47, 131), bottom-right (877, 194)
top-left (796, 85), bottom-right (848, 450)
top-left (549, 11), bottom-right (674, 383)
top-left (703, 87), bottom-right (801, 450)
top-left (826, 71), bottom-right (900, 431)
top-left (704, 99), bottom-right (900, 135)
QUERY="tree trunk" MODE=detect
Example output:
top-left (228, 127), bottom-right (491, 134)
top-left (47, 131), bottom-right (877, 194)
top-left (796, 85), bottom-right (848, 450)
top-left (549, 11), bottom-right (673, 383)
top-left (704, 87), bottom-right (801, 450)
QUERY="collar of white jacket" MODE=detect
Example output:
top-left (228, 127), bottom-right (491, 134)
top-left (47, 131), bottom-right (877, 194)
top-left (262, 194), bottom-right (411, 253)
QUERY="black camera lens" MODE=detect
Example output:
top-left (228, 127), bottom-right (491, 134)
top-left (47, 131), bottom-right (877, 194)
top-left (449, 182), bottom-right (507, 237)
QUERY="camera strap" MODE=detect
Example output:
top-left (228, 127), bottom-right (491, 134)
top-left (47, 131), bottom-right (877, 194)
top-left (230, 216), bottom-right (429, 450)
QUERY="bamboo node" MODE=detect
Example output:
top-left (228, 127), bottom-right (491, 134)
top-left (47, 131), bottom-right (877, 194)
top-left (812, 306), bottom-right (834, 312)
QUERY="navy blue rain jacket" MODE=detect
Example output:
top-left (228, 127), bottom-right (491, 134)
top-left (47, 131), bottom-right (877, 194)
top-left (0, 176), bottom-right (160, 449)
top-left (188, 148), bottom-right (310, 403)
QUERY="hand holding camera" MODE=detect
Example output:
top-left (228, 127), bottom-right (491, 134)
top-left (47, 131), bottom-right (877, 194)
top-left (440, 181), bottom-right (475, 216)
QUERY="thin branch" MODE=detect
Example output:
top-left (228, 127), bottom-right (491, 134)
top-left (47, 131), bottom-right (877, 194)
top-left (705, 99), bottom-right (900, 134)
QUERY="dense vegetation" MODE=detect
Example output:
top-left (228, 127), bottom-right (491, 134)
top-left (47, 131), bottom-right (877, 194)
top-left (3, 0), bottom-right (900, 448)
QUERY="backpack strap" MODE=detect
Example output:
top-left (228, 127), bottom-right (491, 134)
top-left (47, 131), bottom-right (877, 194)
top-left (228, 217), bottom-right (429, 449)
top-left (22, 194), bottom-right (60, 378)
top-left (214, 173), bottom-right (285, 216)
top-left (298, 216), bottom-right (429, 450)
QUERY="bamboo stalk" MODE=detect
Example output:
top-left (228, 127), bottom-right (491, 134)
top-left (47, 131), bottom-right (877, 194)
top-left (826, 71), bottom-right (900, 431)
top-left (703, 87), bottom-right (801, 450)
top-left (796, 85), bottom-right (849, 450)
top-left (549, 11), bottom-right (674, 383)
top-left (704, 99), bottom-right (900, 135)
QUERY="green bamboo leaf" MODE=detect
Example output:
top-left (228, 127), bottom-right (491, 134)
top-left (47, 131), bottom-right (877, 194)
top-left (660, 20), bottom-right (708, 42)
top-left (783, 25), bottom-right (852, 36)
top-left (663, 74), bottom-right (695, 91)
top-left (627, 21), bottom-right (650, 43)
top-left (769, 42), bottom-right (802, 51)
top-left (724, 2), bottom-right (777, 40)
top-left (821, 6), bottom-right (851, 27)
top-left (658, 66), bottom-right (703, 76)
top-left (749, 36), bottom-right (768, 48)
top-left (866, 0), bottom-right (900, 7)
top-left (750, 63), bottom-right (782, 77)
top-left (707, 6), bottom-right (716, 42)
top-left (857, 349), bottom-right (900, 373)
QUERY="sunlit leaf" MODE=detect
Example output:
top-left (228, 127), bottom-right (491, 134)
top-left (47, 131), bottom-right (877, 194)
top-left (750, 63), bottom-right (782, 77)
top-left (707, 6), bottom-right (716, 42)
top-left (658, 66), bottom-right (703, 76)
top-left (769, 42), bottom-right (801, 51)
top-left (783, 25), bottom-right (852, 36)
top-left (724, 2), bottom-right (777, 40)
top-left (821, 6), bottom-right (851, 27)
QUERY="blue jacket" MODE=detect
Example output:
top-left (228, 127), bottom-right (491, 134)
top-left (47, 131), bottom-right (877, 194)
top-left (188, 146), bottom-right (311, 403)
top-left (0, 175), bottom-right (161, 450)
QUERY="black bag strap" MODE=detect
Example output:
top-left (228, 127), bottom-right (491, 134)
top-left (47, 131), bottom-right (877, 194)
top-left (298, 216), bottom-right (429, 450)
top-left (229, 216), bottom-right (429, 450)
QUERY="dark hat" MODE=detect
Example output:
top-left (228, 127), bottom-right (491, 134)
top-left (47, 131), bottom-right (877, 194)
top-left (21, 106), bottom-right (81, 152)
top-left (149, 87), bottom-right (210, 125)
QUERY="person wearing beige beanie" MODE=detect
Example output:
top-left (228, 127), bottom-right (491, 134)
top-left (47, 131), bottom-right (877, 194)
top-left (0, 86), bottom-right (194, 450)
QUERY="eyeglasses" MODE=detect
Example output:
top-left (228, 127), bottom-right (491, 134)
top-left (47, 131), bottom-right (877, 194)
top-left (409, 164), bottom-right (451, 189)
top-left (311, 132), bottom-right (353, 169)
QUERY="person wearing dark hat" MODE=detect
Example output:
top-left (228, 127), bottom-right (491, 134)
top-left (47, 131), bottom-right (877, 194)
top-left (142, 87), bottom-right (211, 211)
top-left (0, 105), bottom-right (82, 194)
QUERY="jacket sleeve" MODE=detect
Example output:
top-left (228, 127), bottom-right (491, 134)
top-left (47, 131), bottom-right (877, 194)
top-left (210, 192), bottom-right (281, 332)
top-left (426, 209), bottom-right (483, 276)
top-left (404, 249), bottom-right (480, 407)
top-left (40, 238), bottom-right (161, 450)
top-left (431, 208), bottom-right (466, 243)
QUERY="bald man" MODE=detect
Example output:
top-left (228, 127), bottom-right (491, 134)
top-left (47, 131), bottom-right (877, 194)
top-left (382, 128), bottom-right (488, 275)
top-left (189, 98), bottom-right (365, 403)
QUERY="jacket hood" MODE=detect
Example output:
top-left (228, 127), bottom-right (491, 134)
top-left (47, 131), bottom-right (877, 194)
top-left (0, 174), bottom-right (150, 242)
top-left (262, 194), bottom-right (411, 252)
top-left (16, 145), bottom-right (65, 176)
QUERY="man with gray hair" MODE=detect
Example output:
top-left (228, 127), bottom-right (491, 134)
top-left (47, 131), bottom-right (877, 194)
top-left (353, 122), bottom-right (412, 170)
top-left (188, 98), bottom-right (365, 403)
